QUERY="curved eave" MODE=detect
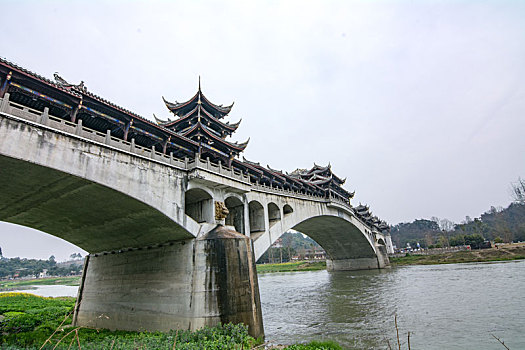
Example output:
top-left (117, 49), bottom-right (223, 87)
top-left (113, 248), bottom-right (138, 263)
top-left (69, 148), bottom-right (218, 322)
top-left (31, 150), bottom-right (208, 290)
top-left (163, 92), bottom-right (199, 114)
top-left (199, 106), bottom-right (240, 131)
top-left (153, 114), bottom-right (173, 125)
top-left (184, 122), bottom-right (248, 152)
top-left (226, 118), bottom-right (242, 129)
top-left (242, 157), bottom-right (262, 167)
top-left (242, 157), bottom-right (286, 182)
top-left (161, 105), bottom-right (199, 128)
top-left (267, 165), bottom-right (307, 187)
top-left (235, 158), bottom-right (264, 175)
top-left (200, 92), bottom-right (233, 115)
top-left (308, 164), bottom-right (329, 174)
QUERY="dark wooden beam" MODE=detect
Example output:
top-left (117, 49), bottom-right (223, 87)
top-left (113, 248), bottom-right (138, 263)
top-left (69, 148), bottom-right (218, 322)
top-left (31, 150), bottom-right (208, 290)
top-left (0, 71), bottom-right (12, 98)
top-left (123, 120), bottom-right (132, 141)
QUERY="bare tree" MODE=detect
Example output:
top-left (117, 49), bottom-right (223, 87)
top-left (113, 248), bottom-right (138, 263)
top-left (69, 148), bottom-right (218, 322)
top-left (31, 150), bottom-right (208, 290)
top-left (511, 177), bottom-right (525, 203)
top-left (439, 218), bottom-right (455, 232)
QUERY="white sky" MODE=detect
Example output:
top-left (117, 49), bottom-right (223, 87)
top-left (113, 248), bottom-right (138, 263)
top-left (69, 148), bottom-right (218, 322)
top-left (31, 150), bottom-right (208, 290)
top-left (1, 0), bottom-right (524, 260)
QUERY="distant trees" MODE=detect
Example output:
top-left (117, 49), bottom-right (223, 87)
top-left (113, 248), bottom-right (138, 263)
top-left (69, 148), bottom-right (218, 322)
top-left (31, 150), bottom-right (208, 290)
top-left (449, 233), bottom-right (485, 249)
top-left (69, 253), bottom-right (83, 260)
top-left (391, 219), bottom-right (441, 249)
top-left (392, 202), bottom-right (525, 249)
top-left (455, 203), bottom-right (525, 243)
top-left (0, 256), bottom-right (82, 278)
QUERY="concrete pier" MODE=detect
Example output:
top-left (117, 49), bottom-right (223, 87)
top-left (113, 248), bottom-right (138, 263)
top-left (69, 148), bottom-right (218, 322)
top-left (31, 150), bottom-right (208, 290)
top-left (73, 225), bottom-right (264, 338)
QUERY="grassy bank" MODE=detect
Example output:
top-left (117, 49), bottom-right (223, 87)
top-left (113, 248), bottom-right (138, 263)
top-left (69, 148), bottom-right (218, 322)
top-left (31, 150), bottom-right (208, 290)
top-left (257, 261), bottom-right (326, 273)
top-left (0, 293), bottom-right (340, 350)
top-left (0, 276), bottom-right (81, 290)
top-left (390, 243), bottom-right (525, 266)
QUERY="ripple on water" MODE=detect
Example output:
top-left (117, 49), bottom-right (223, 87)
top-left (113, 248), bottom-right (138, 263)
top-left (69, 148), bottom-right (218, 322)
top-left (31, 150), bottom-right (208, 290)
top-left (258, 260), bottom-right (525, 350)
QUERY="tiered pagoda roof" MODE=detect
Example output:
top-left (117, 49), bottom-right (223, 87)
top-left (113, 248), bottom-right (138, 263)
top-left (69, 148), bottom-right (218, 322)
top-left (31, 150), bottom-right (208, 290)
top-left (354, 204), bottom-right (390, 233)
top-left (155, 79), bottom-right (247, 162)
top-left (290, 164), bottom-right (354, 202)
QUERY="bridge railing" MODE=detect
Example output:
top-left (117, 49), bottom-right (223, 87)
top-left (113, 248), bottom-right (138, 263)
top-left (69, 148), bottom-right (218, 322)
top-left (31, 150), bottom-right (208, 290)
top-left (187, 156), bottom-right (251, 183)
top-left (252, 182), bottom-right (329, 202)
top-left (0, 95), bottom-right (191, 168)
top-left (0, 94), bottom-right (353, 209)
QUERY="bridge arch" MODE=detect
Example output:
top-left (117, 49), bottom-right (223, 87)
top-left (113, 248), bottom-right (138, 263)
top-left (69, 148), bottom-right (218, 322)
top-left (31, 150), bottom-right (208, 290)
top-left (283, 204), bottom-right (293, 216)
top-left (225, 195), bottom-right (245, 234)
top-left (253, 201), bottom-right (387, 270)
top-left (291, 215), bottom-right (376, 261)
top-left (248, 200), bottom-right (265, 235)
top-left (185, 188), bottom-right (214, 224)
top-left (267, 202), bottom-right (281, 228)
top-left (0, 155), bottom-right (194, 253)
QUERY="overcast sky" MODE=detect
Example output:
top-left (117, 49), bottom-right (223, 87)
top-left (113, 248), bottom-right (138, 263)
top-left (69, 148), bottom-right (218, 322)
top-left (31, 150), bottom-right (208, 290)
top-left (1, 0), bottom-right (524, 260)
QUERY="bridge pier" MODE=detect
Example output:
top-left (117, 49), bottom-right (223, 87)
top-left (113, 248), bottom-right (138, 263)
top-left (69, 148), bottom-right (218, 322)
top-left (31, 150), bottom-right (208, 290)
top-left (326, 245), bottom-right (390, 271)
top-left (326, 257), bottom-right (382, 271)
top-left (73, 225), bottom-right (264, 338)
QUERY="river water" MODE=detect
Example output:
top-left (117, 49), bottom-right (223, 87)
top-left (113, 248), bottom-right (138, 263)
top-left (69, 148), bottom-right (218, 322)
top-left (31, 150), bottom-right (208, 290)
top-left (259, 260), bottom-right (525, 349)
top-left (11, 260), bottom-right (524, 349)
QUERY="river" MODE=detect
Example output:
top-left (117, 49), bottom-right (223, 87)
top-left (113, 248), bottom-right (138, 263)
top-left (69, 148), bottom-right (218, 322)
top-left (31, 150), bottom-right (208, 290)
top-left (259, 260), bottom-right (525, 349)
top-left (11, 260), bottom-right (525, 349)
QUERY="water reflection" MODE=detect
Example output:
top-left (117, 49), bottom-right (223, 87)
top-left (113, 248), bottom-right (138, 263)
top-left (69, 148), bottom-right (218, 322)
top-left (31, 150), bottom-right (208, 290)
top-left (258, 260), bottom-right (525, 349)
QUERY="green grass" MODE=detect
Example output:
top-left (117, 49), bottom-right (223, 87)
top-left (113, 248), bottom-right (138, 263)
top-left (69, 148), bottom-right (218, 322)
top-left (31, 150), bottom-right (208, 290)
top-left (0, 276), bottom-right (81, 290)
top-left (257, 261), bottom-right (326, 273)
top-left (390, 251), bottom-right (525, 266)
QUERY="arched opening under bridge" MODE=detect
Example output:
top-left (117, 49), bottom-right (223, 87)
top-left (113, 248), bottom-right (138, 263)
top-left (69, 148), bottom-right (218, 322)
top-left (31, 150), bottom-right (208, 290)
top-left (292, 216), bottom-right (376, 262)
top-left (256, 215), bottom-right (379, 270)
top-left (249, 200), bottom-right (265, 234)
top-left (185, 188), bottom-right (213, 224)
top-left (268, 202), bottom-right (281, 228)
top-left (225, 196), bottom-right (245, 234)
top-left (0, 155), bottom-right (193, 253)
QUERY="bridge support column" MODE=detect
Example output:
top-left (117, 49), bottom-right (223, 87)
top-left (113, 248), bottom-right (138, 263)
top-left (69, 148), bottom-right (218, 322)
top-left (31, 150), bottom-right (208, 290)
top-left (73, 225), bottom-right (264, 338)
top-left (326, 249), bottom-right (390, 271)
top-left (326, 257), bottom-right (380, 271)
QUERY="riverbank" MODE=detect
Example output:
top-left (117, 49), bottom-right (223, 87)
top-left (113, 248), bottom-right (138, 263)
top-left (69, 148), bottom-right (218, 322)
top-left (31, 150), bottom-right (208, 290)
top-left (256, 261), bottom-right (326, 273)
top-left (390, 243), bottom-right (525, 266)
top-left (0, 293), bottom-right (341, 350)
top-left (0, 276), bottom-right (80, 291)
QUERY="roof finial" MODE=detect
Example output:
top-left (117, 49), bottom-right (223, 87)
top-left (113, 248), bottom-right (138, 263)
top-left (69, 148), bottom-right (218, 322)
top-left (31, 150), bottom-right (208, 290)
top-left (198, 75), bottom-right (201, 91)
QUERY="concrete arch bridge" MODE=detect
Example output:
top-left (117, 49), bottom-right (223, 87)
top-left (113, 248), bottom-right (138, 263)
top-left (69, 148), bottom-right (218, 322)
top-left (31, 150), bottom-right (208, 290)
top-left (0, 93), bottom-right (392, 339)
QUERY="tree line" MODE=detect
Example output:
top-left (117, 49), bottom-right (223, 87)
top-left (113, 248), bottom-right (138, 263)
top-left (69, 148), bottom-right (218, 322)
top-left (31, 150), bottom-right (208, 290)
top-left (391, 202), bottom-right (525, 250)
top-left (0, 255), bottom-right (83, 279)
top-left (391, 178), bottom-right (525, 250)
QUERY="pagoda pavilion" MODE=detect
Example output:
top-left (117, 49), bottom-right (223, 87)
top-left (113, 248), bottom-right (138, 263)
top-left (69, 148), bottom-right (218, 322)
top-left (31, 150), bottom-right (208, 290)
top-left (155, 79), bottom-right (247, 167)
top-left (289, 164), bottom-right (355, 202)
